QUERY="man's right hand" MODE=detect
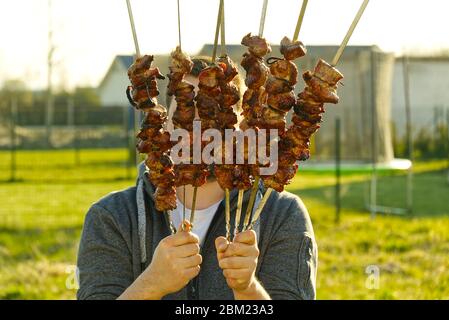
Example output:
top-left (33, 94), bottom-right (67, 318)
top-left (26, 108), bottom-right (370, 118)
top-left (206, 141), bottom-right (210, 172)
top-left (118, 227), bottom-right (202, 300)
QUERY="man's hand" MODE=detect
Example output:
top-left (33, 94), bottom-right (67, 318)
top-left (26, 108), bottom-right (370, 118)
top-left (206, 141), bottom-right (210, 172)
top-left (216, 230), bottom-right (264, 297)
top-left (119, 228), bottom-right (201, 300)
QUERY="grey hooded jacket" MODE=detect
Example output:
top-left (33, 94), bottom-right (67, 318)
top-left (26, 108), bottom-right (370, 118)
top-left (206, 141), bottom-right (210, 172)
top-left (76, 163), bottom-right (318, 300)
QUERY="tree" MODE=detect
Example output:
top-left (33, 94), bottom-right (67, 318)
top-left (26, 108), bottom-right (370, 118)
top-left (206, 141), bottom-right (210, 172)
top-left (0, 79), bottom-right (33, 108)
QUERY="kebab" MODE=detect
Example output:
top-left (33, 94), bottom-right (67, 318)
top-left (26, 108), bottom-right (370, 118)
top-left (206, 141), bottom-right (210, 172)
top-left (198, 0), bottom-right (247, 240)
top-left (167, 46), bottom-right (210, 230)
top-left (240, 0), bottom-right (310, 231)
top-left (262, 59), bottom-right (344, 192)
top-left (126, 55), bottom-right (177, 212)
top-left (248, 0), bottom-right (370, 229)
top-left (236, 32), bottom-right (271, 234)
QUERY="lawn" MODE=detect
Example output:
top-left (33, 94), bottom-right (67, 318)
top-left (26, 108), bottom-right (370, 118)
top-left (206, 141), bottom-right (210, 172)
top-left (0, 149), bottom-right (448, 299)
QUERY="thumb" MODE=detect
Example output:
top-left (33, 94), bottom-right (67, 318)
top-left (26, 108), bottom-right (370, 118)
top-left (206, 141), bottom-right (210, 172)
top-left (178, 220), bottom-right (192, 233)
top-left (215, 236), bottom-right (229, 253)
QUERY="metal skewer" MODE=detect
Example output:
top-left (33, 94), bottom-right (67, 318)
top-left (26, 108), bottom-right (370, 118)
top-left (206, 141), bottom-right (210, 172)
top-left (212, 0), bottom-right (224, 62)
top-left (219, 0), bottom-right (232, 241)
top-left (234, 189), bottom-right (245, 239)
top-left (242, 0), bottom-right (309, 231)
top-left (126, 0), bottom-right (141, 58)
top-left (249, 0), bottom-right (370, 229)
top-left (239, 0), bottom-right (270, 232)
top-left (176, 0), bottom-right (187, 230)
top-left (220, 0), bottom-right (226, 56)
top-left (182, 185), bottom-right (186, 230)
top-left (191, 0), bottom-right (224, 230)
top-left (243, 0), bottom-right (307, 231)
top-left (189, 185), bottom-right (198, 226)
top-left (293, 0), bottom-right (308, 41)
top-left (177, 0), bottom-right (182, 50)
top-left (225, 188), bottom-right (231, 240)
top-left (248, 188), bottom-right (273, 230)
top-left (331, 0), bottom-right (370, 66)
top-left (242, 176), bottom-right (259, 232)
top-left (258, 0), bottom-right (269, 37)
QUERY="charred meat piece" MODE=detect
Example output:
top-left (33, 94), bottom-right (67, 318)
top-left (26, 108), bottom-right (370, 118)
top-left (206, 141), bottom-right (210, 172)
top-left (267, 91), bottom-right (296, 113)
top-left (269, 59), bottom-right (299, 86)
top-left (303, 59), bottom-right (343, 104)
top-left (241, 53), bottom-right (269, 89)
top-left (280, 36), bottom-right (306, 61)
top-left (218, 55), bottom-right (239, 83)
top-left (241, 33), bottom-right (272, 58)
top-left (198, 65), bottom-right (225, 89)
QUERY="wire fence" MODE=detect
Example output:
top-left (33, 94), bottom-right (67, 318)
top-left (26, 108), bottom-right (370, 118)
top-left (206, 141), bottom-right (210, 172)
top-left (0, 103), bottom-right (139, 183)
top-left (0, 102), bottom-right (143, 228)
top-left (0, 100), bottom-right (447, 228)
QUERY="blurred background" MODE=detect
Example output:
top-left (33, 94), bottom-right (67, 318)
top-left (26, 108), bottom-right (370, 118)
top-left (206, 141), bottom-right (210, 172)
top-left (0, 0), bottom-right (448, 299)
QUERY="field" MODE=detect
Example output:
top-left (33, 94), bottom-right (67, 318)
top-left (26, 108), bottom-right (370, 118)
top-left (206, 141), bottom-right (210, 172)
top-left (0, 149), bottom-right (448, 299)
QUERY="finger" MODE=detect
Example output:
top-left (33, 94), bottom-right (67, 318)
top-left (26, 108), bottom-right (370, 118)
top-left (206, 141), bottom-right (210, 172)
top-left (219, 256), bottom-right (256, 270)
top-left (178, 254), bottom-right (203, 268)
top-left (234, 230), bottom-right (257, 245)
top-left (215, 236), bottom-right (229, 253)
top-left (178, 220), bottom-right (192, 233)
top-left (223, 268), bottom-right (252, 280)
top-left (172, 243), bottom-right (200, 258)
top-left (225, 278), bottom-right (247, 290)
top-left (166, 231), bottom-right (199, 247)
top-left (223, 242), bottom-right (259, 258)
top-left (215, 237), bottom-right (229, 252)
top-left (183, 265), bottom-right (201, 280)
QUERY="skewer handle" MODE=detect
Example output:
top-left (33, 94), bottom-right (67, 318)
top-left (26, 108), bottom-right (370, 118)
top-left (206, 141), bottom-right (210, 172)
top-left (248, 188), bottom-right (273, 230)
top-left (242, 176), bottom-right (260, 231)
top-left (293, 0), bottom-right (308, 41)
top-left (125, 0), bottom-right (141, 58)
top-left (331, 0), bottom-right (369, 66)
top-left (233, 189), bottom-right (245, 239)
top-left (190, 186), bottom-right (198, 227)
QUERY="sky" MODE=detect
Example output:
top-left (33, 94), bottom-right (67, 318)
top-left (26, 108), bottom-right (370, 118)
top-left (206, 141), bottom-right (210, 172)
top-left (0, 0), bottom-right (448, 90)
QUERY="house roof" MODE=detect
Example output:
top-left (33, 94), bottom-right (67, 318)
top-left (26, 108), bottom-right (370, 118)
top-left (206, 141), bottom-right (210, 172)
top-left (117, 55), bottom-right (135, 69)
top-left (98, 55), bottom-right (134, 91)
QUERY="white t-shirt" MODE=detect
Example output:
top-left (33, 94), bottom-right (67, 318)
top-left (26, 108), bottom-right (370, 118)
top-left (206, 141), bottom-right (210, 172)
top-left (170, 197), bottom-right (223, 246)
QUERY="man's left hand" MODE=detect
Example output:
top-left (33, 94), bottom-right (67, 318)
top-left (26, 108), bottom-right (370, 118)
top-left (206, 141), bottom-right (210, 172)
top-left (215, 230), bottom-right (260, 293)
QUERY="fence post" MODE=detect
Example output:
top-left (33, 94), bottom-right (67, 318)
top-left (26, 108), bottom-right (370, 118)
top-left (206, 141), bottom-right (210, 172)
top-left (9, 98), bottom-right (18, 182)
top-left (402, 56), bottom-right (413, 214)
top-left (370, 49), bottom-right (378, 219)
top-left (447, 107), bottom-right (449, 171)
top-left (123, 106), bottom-right (132, 179)
top-left (335, 117), bottom-right (341, 224)
top-left (67, 98), bottom-right (80, 166)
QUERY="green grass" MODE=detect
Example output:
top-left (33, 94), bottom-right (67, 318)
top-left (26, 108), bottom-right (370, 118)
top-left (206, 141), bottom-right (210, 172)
top-left (0, 149), bottom-right (448, 299)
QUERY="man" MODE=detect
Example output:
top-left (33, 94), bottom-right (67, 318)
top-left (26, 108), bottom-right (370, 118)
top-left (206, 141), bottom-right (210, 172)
top-left (77, 58), bottom-right (317, 300)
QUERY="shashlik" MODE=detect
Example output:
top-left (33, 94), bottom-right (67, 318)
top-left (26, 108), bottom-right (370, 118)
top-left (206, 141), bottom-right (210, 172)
top-left (127, 55), bottom-right (177, 211)
top-left (167, 47), bottom-right (210, 189)
top-left (263, 59), bottom-right (344, 192)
